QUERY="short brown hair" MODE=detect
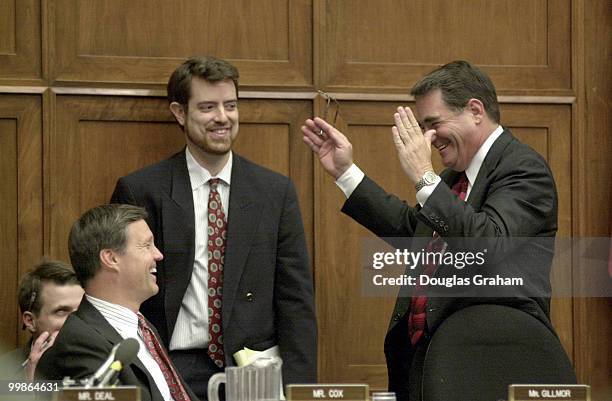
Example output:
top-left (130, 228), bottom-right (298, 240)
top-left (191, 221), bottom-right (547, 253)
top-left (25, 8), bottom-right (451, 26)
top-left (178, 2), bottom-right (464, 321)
top-left (167, 55), bottom-right (240, 108)
top-left (68, 204), bottom-right (148, 286)
top-left (18, 259), bottom-right (79, 315)
top-left (411, 60), bottom-right (500, 123)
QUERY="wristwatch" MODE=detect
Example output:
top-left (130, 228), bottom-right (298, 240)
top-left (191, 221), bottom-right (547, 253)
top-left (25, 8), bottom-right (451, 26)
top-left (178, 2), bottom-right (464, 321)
top-left (415, 171), bottom-right (439, 192)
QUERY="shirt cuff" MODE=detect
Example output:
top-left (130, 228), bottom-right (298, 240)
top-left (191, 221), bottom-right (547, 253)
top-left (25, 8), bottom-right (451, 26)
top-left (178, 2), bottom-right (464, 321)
top-left (415, 177), bottom-right (442, 207)
top-left (335, 164), bottom-right (365, 198)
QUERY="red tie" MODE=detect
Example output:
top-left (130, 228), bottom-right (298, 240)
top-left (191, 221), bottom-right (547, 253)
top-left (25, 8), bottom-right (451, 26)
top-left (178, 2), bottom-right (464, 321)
top-left (408, 172), bottom-right (469, 346)
top-left (137, 313), bottom-right (191, 401)
top-left (207, 178), bottom-right (227, 368)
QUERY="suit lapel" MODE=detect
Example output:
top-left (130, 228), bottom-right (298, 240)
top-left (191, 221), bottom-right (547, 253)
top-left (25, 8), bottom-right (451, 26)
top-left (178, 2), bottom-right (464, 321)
top-left (77, 299), bottom-right (156, 392)
top-left (162, 151), bottom-right (196, 337)
top-left (466, 129), bottom-right (514, 209)
top-left (222, 155), bottom-right (263, 328)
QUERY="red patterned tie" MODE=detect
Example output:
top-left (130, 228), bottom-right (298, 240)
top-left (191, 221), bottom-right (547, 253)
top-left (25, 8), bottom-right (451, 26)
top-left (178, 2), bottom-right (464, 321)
top-left (408, 172), bottom-right (469, 346)
top-left (207, 178), bottom-right (227, 368)
top-left (137, 313), bottom-right (191, 401)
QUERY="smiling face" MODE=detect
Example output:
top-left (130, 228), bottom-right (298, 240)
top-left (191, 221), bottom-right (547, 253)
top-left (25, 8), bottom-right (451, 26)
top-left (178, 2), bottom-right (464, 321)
top-left (415, 89), bottom-right (484, 172)
top-left (115, 220), bottom-right (163, 306)
top-left (171, 77), bottom-right (239, 162)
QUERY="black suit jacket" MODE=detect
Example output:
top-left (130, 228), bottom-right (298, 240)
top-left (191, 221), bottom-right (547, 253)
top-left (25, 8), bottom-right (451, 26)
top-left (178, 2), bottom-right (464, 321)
top-left (36, 298), bottom-right (198, 401)
top-left (110, 151), bottom-right (317, 385)
top-left (342, 129), bottom-right (559, 399)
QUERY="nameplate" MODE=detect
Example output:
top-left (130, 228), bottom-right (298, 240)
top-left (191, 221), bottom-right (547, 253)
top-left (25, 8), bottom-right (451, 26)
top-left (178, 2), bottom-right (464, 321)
top-left (509, 385), bottom-right (590, 401)
top-left (53, 386), bottom-right (141, 401)
top-left (287, 384), bottom-right (368, 401)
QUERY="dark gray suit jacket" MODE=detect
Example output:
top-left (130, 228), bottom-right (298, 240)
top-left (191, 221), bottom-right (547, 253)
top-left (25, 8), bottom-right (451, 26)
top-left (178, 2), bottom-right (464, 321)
top-left (36, 298), bottom-right (198, 401)
top-left (0, 344), bottom-right (29, 380)
top-left (341, 129), bottom-right (559, 400)
top-left (110, 151), bottom-right (317, 385)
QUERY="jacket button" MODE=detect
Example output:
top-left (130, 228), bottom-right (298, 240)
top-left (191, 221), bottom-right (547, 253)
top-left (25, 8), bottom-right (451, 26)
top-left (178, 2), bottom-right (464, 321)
top-left (393, 312), bottom-right (402, 321)
top-left (245, 292), bottom-right (254, 302)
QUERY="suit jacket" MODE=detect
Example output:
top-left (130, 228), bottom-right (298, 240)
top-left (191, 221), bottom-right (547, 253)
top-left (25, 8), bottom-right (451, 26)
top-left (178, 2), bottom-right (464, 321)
top-left (110, 151), bottom-right (317, 385)
top-left (0, 344), bottom-right (29, 380)
top-left (341, 129), bottom-right (559, 399)
top-left (36, 298), bottom-right (198, 401)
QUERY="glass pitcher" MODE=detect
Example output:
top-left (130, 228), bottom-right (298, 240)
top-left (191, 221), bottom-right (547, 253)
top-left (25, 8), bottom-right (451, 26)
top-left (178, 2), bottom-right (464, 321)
top-left (207, 356), bottom-right (282, 401)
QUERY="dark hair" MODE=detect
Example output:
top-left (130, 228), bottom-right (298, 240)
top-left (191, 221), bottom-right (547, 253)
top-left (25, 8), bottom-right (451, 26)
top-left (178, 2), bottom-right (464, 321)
top-left (411, 60), bottom-right (500, 123)
top-left (167, 55), bottom-right (240, 108)
top-left (68, 204), bottom-right (148, 286)
top-left (18, 259), bottom-right (80, 315)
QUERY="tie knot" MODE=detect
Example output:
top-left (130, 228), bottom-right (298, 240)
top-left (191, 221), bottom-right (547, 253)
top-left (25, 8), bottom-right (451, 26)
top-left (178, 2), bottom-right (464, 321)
top-left (452, 172), bottom-right (469, 200)
top-left (209, 178), bottom-right (221, 190)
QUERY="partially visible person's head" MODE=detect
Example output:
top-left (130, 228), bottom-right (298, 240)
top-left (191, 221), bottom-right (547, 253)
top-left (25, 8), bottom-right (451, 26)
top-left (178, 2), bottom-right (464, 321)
top-left (69, 204), bottom-right (162, 311)
top-left (411, 60), bottom-right (500, 171)
top-left (167, 56), bottom-right (240, 162)
top-left (18, 260), bottom-right (83, 339)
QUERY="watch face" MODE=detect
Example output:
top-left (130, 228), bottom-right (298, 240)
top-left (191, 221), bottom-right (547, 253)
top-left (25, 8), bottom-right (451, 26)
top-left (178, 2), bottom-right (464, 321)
top-left (423, 171), bottom-right (437, 184)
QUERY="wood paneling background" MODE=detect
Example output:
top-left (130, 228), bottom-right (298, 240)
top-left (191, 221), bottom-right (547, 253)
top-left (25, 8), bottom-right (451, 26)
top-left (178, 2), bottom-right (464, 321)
top-left (0, 0), bottom-right (609, 398)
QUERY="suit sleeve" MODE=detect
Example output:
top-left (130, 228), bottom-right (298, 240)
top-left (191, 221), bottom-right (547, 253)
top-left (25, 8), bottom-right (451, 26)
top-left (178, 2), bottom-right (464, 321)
top-left (36, 328), bottom-right (108, 381)
top-left (343, 149), bottom-right (557, 257)
top-left (342, 175), bottom-right (421, 237)
top-left (274, 180), bottom-right (317, 385)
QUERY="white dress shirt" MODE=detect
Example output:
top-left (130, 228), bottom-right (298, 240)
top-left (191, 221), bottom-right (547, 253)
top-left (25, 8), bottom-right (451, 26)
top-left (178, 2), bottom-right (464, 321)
top-left (86, 295), bottom-right (172, 401)
top-left (169, 147), bottom-right (232, 350)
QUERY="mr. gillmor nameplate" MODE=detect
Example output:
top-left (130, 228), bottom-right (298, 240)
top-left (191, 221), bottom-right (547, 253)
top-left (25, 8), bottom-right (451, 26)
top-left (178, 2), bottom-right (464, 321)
top-left (509, 385), bottom-right (590, 401)
top-left (287, 384), bottom-right (368, 401)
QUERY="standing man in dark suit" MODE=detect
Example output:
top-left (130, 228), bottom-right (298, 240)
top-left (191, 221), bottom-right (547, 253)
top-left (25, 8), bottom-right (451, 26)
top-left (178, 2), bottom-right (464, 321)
top-left (302, 61), bottom-right (565, 401)
top-left (37, 204), bottom-right (198, 401)
top-left (111, 56), bottom-right (317, 399)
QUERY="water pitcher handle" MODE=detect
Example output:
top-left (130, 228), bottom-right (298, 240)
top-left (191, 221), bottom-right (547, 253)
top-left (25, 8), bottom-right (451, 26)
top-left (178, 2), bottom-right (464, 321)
top-left (207, 372), bottom-right (226, 401)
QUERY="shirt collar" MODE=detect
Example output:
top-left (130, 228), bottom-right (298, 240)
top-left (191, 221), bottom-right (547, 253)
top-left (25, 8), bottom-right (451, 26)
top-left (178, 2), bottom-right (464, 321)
top-left (464, 125), bottom-right (504, 186)
top-left (185, 147), bottom-right (233, 190)
top-left (85, 294), bottom-right (139, 333)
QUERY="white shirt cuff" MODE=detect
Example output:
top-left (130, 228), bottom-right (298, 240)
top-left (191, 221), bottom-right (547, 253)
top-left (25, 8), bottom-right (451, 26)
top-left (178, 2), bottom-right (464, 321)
top-left (335, 164), bottom-right (365, 198)
top-left (415, 177), bottom-right (442, 207)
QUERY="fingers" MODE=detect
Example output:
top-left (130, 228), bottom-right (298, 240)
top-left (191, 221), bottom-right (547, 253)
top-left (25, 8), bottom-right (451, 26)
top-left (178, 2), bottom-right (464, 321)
top-left (33, 331), bottom-right (50, 350)
top-left (394, 106), bottom-right (422, 141)
top-left (302, 117), bottom-right (349, 147)
top-left (391, 126), bottom-right (405, 148)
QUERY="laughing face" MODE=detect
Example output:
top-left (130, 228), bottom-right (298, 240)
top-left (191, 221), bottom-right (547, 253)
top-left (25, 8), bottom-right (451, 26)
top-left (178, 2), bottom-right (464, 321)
top-left (415, 89), bottom-right (483, 172)
top-left (171, 77), bottom-right (239, 161)
top-left (115, 219), bottom-right (163, 304)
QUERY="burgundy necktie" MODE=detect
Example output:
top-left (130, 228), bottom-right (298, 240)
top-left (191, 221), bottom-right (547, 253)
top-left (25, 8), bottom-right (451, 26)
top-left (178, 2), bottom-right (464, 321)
top-left (408, 172), bottom-right (469, 346)
top-left (137, 313), bottom-right (191, 401)
top-left (207, 178), bottom-right (227, 368)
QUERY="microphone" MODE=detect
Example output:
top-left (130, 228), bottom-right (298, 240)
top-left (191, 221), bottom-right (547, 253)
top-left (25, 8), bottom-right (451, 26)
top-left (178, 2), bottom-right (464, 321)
top-left (96, 338), bottom-right (139, 387)
top-left (86, 338), bottom-right (140, 387)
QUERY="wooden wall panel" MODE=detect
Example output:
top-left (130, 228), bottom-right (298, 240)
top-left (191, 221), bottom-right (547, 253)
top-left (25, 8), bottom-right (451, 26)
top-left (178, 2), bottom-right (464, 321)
top-left (0, 0), bottom-right (42, 82)
top-left (48, 95), bottom-right (313, 265)
top-left (315, 101), bottom-right (573, 389)
top-left (48, 96), bottom-right (184, 262)
top-left (50, 0), bottom-right (312, 87)
top-left (0, 94), bottom-right (43, 351)
top-left (0, 0), bottom-right (608, 396)
top-left (573, 0), bottom-right (612, 398)
top-left (319, 0), bottom-right (571, 94)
